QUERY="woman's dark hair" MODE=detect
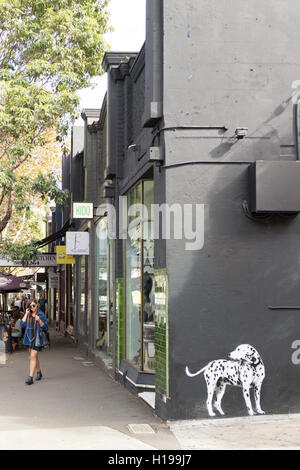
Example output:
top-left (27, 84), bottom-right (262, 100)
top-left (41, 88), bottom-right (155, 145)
top-left (27, 299), bottom-right (39, 323)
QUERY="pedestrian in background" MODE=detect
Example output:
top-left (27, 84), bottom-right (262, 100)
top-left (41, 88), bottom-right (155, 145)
top-left (14, 296), bottom-right (22, 309)
top-left (21, 295), bottom-right (27, 313)
top-left (20, 299), bottom-right (48, 385)
top-left (38, 292), bottom-right (47, 316)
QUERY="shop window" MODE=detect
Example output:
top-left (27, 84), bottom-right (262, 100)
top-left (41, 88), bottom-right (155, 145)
top-left (70, 265), bottom-right (75, 326)
top-left (125, 229), bottom-right (142, 368)
top-left (142, 180), bottom-right (155, 372)
top-left (125, 180), bottom-right (155, 372)
top-left (79, 255), bottom-right (88, 336)
top-left (96, 218), bottom-right (113, 356)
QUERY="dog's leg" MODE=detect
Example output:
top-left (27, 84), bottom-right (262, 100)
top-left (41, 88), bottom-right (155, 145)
top-left (214, 382), bottom-right (226, 415)
top-left (205, 375), bottom-right (217, 417)
top-left (242, 386), bottom-right (255, 416)
top-left (254, 383), bottom-right (265, 414)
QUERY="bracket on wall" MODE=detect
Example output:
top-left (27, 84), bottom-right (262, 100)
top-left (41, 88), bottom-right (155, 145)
top-left (242, 200), bottom-right (298, 222)
top-left (147, 146), bottom-right (163, 163)
top-left (242, 200), bottom-right (274, 223)
top-left (104, 182), bottom-right (115, 198)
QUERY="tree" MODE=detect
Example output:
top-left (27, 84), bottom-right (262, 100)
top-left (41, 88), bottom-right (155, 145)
top-left (0, 129), bottom-right (68, 263)
top-left (2, 129), bottom-right (62, 243)
top-left (0, 0), bottom-right (110, 260)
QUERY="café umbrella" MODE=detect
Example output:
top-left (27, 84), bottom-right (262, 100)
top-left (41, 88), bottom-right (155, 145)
top-left (0, 273), bottom-right (32, 313)
top-left (0, 273), bottom-right (31, 293)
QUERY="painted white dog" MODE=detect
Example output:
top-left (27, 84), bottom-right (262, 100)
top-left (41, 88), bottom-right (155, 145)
top-left (185, 344), bottom-right (265, 417)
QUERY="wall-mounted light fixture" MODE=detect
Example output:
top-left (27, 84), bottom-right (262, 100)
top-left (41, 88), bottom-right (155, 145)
top-left (128, 144), bottom-right (140, 152)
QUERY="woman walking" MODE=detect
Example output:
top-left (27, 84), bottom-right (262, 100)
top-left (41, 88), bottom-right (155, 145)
top-left (20, 299), bottom-right (48, 385)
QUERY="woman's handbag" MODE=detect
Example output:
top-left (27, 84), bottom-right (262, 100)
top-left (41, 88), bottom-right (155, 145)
top-left (40, 330), bottom-right (50, 348)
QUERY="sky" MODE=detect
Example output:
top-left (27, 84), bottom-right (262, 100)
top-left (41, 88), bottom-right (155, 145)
top-left (76, 0), bottom-right (146, 118)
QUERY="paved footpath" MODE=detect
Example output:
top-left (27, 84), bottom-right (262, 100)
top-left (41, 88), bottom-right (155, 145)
top-left (0, 331), bottom-right (179, 450)
top-left (169, 414), bottom-right (300, 450)
top-left (1, 331), bottom-right (300, 450)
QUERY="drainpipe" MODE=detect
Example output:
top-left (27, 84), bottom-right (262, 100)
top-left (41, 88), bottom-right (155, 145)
top-left (294, 100), bottom-right (300, 161)
top-left (143, 0), bottom-right (163, 127)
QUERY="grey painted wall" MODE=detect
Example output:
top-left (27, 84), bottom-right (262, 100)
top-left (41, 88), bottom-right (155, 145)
top-left (68, 0), bottom-right (300, 420)
top-left (160, 0), bottom-right (300, 419)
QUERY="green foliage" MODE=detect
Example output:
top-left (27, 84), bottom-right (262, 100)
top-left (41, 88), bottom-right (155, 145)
top-left (0, 0), bottom-right (110, 252)
top-left (0, 0), bottom-right (110, 146)
top-left (31, 173), bottom-right (69, 207)
top-left (0, 240), bottom-right (39, 265)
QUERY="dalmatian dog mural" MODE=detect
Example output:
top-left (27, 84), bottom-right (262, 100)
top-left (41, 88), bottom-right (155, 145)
top-left (185, 344), bottom-right (265, 417)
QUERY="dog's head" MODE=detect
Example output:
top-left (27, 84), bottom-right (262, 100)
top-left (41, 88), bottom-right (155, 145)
top-left (229, 344), bottom-right (261, 365)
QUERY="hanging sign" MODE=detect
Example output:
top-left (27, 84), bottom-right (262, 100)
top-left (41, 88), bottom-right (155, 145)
top-left (66, 232), bottom-right (90, 255)
top-left (73, 202), bottom-right (93, 219)
top-left (0, 254), bottom-right (57, 267)
top-left (48, 272), bottom-right (60, 289)
top-left (56, 246), bottom-right (76, 265)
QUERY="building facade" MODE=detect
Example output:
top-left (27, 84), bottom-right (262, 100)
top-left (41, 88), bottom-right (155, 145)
top-left (61, 0), bottom-right (300, 420)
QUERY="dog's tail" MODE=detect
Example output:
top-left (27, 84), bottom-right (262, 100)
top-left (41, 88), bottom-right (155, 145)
top-left (185, 365), bottom-right (207, 377)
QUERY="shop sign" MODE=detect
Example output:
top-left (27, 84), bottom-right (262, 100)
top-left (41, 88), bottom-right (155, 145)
top-left (73, 202), bottom-right (93, 219)
top-left (56, 246), bottom-right (76, 265)
top-left (49, 272), bottom-right (60, 289)
top-left (0, 254), bottom-right (57, 267)
top-left (66, 231), bottom-right (90, 255)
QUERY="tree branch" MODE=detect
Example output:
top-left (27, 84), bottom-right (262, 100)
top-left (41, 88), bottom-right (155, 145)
top-left (0, 193), bottom-right (13, 233)
top-left (12, 209), bottom-right (26, 243)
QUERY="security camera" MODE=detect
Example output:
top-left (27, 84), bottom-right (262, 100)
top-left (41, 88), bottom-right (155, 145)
top-left (235, 127), bottom-right (248, 139)
top-left (128, 144), bottom-right (139, 152)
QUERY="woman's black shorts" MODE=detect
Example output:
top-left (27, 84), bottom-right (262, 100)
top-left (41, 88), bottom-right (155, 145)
top-left (28, 346), bottom-right (43, 352)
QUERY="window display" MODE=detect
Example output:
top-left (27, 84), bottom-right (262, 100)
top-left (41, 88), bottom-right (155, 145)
top-left (96, 218), bottom-right (108, 352)
top-left (142, 180), bottom-right (155, 372)
top-left (95, 218), bottom-right (113, 356)
top-left (125, 225), bottom-right (142, 368)
top-left (125, 180), bottom-right (155, 372)
top-left (79, 255), bottom-right (87, 335)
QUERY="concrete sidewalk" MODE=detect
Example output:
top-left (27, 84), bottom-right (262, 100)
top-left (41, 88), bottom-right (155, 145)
top-left (0, 331), bottom-right (179, 450)
top-left (2, 331), bottom-right (300, 450)
top-left (169, 414), bottom-right (300, 450)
